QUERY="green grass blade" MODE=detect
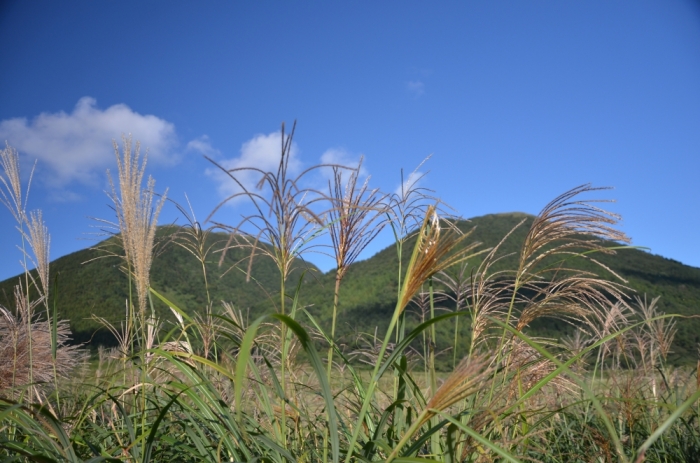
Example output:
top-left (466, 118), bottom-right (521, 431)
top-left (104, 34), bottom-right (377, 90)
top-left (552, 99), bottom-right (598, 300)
top-left (362, 399), bottom-right (407, 460)
top-left (399, 417), bottom-right (450, 458)
top-left (378, 311), bottom-right (464, 379)
top-left (51, 272), bottom-right (59, 361)
top-left (234, 314), bottom-right (267, 424)
top-left (30, 404), bottom-right (78, 461)
top-left (635, 388), bottom-right (700, 460)
top-left (271, 313), bottom-right (340, 463)
top-left (431, 409), bottom-right (522, 463)
top-left (148, 287), bottom-right (194, 324)
top-left (142, 389), bottom-right (185, 463)
top-left (489, 318), bottom-right (629, 463)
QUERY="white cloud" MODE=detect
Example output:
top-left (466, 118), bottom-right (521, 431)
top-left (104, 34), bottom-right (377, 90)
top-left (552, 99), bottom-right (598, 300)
top-left (46, 190), bottom-right (83, 203)
top-left (186, 135), bottom-right (221, 158)
top-left (394, 170), bottom-right (425, 197)
top-left (319, 148), bottom-right (368, 181)
top-left (206, 131), bottom-right (300, 202)
top-left (406, 80), bottom-right (425, 97)
top-left (0, 97), bottom-right (178, 187)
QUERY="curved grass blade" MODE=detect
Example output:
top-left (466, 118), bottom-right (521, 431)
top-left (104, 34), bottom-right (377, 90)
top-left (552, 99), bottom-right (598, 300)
top-left (399, 417), bottom-right (451, 458)
top-left (234, 314), bottom-right (268, 424)
top-left (302, 307), bottom-right (369, 405)
top-left (429, 409), bottom-right (522, 463)
top-left (162, 360), bottom-right (251, 461)
top-left (378, 311), bottom-right (464, 379)
top-left (142, 389), bottom-right (186, 462)
top-left (0, 401), bottom-right (78, 463)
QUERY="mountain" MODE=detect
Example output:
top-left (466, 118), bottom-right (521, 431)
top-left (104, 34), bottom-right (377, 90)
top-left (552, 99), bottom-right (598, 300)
top-left (298, 213), bottom-right (700, 365)
top-left (0, 227), bottom-right (318, 345)
top-left (1, 214), bottom-right (698, 364)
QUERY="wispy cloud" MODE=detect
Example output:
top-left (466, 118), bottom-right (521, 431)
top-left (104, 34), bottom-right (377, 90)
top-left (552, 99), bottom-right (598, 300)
top-left (186, 135), bottom-right (221, 158)
top-left (206, 130), bottom-right (300, 202)
top-left (319, 148), bottom-right (368, 181)
top-left (394, 170), bottom-right (425, 196)
top-left (406, 80), bottom-right (425, 97)
top-left (0, 97), bottom-right (178, 188)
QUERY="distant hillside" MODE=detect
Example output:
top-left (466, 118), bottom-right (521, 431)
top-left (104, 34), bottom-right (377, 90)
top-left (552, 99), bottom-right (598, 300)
top-left (1, 214), bottom-right (698, 363)
top-left (297, 213), bottom-right (700, 365)
top-left (0, 227), bottom-right (318, 345)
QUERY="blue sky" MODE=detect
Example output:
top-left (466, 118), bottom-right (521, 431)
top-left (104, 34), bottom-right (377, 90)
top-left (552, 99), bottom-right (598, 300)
top-left (1, 1), bottom-right (699, 281)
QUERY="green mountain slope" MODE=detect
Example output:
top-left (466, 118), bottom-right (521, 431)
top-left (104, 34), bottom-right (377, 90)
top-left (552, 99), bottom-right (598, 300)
top-left (1, 214), bottom-right (698, 363)
top-left (0, 227), bottom-right (318, 345)
top-left (298, 213), bottom-right (700, 364)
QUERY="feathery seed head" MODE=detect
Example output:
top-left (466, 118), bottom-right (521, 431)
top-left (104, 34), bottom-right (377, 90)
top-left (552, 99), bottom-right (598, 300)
top-left (420, 354), bottom-right (491, 426)
top-left (327, 158), bottom-right (387, 280)
top-left (0, 142), bottom-right (27, 223)
top-left (25, 210), bottom-right (51, 300)
top-left (108, 135), bottom-right (167, 317)
top-left (0, 286), bottom-right (84, 391)
top-left (397, 205), bottom-right (483, 313)
top-left (207, 122), bottom-right (325, 288)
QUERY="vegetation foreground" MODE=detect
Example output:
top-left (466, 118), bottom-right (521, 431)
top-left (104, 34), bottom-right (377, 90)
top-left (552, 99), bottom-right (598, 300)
top-left (0, 129), bottom-right (699, 462)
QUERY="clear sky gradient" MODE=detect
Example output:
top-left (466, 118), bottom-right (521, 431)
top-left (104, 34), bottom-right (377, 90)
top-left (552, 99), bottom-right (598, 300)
top-left (1, 1), bottom-right (699, 281)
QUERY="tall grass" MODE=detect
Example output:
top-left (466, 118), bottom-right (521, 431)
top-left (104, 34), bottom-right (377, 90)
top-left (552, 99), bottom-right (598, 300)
top-left (0, 133), bottom-right (698, 462)
top-left (0, 143), bottom-right (84, 406)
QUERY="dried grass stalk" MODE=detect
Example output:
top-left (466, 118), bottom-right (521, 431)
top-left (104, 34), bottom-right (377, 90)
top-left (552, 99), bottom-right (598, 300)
top-left (423, 354), bottom-right (491, 417)
top-left (466, 185), bottom-right (633, 355)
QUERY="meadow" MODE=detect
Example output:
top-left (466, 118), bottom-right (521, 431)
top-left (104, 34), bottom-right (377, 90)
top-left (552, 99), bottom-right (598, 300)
top-left (0, 128), bottom-right (698, 462)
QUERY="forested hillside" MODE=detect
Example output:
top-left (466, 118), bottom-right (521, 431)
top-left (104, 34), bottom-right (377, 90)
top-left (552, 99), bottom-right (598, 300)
top-left (1, 214), bottom-right (698, 363)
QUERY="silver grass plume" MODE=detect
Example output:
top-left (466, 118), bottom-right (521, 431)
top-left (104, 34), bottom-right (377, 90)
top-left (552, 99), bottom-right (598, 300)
top-left (107, 135), bottom-right (167, 320)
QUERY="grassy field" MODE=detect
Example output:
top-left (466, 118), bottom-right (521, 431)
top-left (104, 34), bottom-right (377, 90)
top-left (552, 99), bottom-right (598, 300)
top-left (0, 134), bottom-right (699, 462)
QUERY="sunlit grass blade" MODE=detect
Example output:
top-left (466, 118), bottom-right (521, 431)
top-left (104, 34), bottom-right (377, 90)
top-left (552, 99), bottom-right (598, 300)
top-left (148, 287), bottom-right (195, 325)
